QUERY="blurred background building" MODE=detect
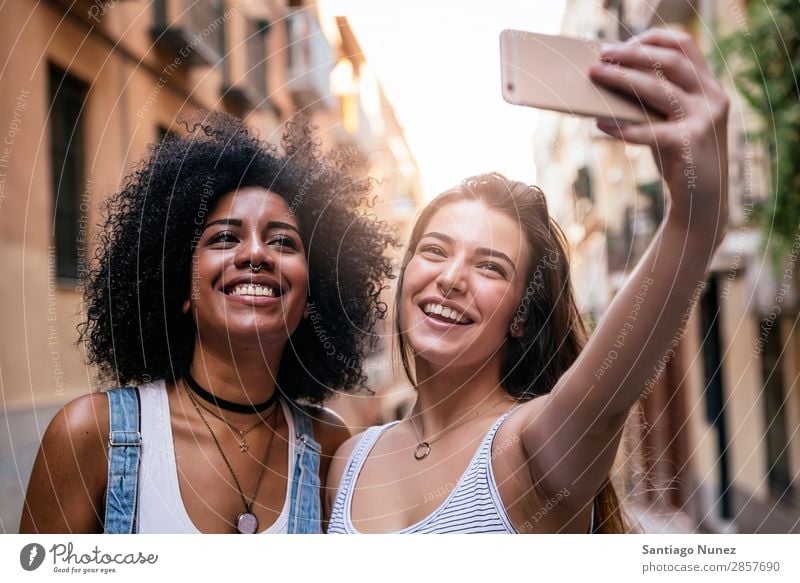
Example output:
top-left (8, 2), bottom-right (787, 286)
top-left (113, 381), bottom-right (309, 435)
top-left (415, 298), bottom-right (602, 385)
top-left (534, 0), bottom-right (799, 533)
top-left (0, 0), bottom-right (421, 531)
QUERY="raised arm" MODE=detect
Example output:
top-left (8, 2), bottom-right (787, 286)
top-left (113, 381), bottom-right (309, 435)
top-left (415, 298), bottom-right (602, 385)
top-left (520, 30), bottom-right (730, 510)
top-left (19, 394), bottom-right (109, 533)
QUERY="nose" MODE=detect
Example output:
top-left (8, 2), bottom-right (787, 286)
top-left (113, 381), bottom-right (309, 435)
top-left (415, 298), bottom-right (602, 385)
top-left (234, 234), bottom-right (275, 272)
top-left (436, 256), bottom-right (467, 296)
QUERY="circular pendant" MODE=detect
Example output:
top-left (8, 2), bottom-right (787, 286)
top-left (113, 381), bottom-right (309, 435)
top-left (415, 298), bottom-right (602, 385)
top-left (236, 512), bottom-right (259, 534)
top-left (414, 442), bottom-right (431, 461)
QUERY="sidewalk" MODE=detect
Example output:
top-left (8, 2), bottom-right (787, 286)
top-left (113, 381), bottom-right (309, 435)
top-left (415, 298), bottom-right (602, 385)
top-left (626, 503), bottom-right (697, 534)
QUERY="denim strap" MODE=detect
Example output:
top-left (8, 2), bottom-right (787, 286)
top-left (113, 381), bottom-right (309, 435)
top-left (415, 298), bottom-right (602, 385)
top-left (286, 403), bottom-right (322, 534)
top-left (104, 387), bottom-right (142, 534)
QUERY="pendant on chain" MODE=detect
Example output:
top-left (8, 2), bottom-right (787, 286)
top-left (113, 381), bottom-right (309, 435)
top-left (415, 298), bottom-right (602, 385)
top-left (236, 512), bottom-right (259, 534)
top-left (414, 442), bottom-right (432, 461)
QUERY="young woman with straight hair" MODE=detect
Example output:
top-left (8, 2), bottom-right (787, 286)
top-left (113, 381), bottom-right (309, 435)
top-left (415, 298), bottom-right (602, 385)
top-left (327, 30), bottom-right (729, 534)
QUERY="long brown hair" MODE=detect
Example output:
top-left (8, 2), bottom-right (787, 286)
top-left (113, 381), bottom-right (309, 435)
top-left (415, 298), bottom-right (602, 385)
top-left (395, 172), bottom-right (629, 533)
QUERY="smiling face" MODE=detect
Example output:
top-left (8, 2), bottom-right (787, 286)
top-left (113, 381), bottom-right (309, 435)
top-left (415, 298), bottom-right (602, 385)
top-left (188, 187), bottom-right (308, 349)
top-left (399, 200), bottom-right (530, 371)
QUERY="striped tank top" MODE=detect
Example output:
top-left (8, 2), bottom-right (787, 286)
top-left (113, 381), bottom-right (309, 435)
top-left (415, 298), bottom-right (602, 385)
top-left (329, 407), bottom-right (521, 534)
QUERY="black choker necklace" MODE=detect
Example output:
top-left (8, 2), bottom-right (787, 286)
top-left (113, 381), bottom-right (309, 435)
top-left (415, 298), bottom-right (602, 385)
top-left (184, 371), bottom-right (278, 414)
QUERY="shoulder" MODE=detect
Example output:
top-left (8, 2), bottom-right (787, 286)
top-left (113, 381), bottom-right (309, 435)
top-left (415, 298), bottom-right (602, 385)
top-left (325, 421), bottom-right (387, 489)
top-left (40, 392), bottom-right (112, 481)
top-left (499, 397), bottom-right (548, 438)
top-left (302, 404), bottom-right (351, 459)
top-left (20, 393), bottom-right (112, 533)
top-left (332, 430), bottom-right (367, 465)
top-left (324, 429), bottom-right (366, 500)
top-left (328, 426), bottom-right (372, 487)
top-left (48, 392), bottom-right (111, 448)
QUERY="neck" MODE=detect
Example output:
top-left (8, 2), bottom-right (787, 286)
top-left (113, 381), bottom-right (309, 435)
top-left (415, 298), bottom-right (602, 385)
top-left (186, 336), bottom-right (285, 407)
top-left (411, 353), bottom-right (513, 436)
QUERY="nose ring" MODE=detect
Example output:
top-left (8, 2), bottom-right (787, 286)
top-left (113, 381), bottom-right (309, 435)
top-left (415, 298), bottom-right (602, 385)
top-left (249, 261), bottom-right (264, 272)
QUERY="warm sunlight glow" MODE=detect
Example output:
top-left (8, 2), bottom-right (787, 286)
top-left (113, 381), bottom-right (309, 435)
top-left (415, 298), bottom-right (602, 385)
top-left (320, 0), bottom-right (567, 200)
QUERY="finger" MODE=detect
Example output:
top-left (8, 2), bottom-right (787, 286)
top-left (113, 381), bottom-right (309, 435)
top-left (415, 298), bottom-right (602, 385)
top-left (589, 61), bottom-right (687, 117)
top-left (595, 119), bottom-right (672, 148)
top-left (599, 42), bottom-right (703, 93)
top-left (626, 29), bottom-right (711, 74)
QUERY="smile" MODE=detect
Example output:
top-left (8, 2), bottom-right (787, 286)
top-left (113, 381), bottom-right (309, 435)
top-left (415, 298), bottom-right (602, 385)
top-left (225, 283), bottom-right (282, 298)
top-left (420, 302), bottom-right (473, 325)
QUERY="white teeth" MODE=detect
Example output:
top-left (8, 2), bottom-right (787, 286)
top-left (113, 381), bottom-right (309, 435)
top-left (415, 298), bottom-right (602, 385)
top-left (229, 283), bottom-right (277, 297)
top-left (422, 302), bottom-right (470, 324)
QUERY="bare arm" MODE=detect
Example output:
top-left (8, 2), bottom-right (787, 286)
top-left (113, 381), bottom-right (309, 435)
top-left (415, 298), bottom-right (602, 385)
top-left (19, 394), bottom-right (110, 533)
top-left (521, 30), bottom-right (730, 509)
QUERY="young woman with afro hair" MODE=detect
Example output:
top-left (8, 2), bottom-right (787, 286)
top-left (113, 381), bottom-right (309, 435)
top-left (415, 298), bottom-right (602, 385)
top-left (21, 112), bottom-right (395, 534)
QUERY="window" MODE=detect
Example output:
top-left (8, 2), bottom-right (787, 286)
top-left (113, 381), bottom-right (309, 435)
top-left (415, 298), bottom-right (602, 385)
top-left (49, 64), bottom-right (88, 281)
top-left (186, 0), bottom-right (225, 59)
top-left (152, 0), bottom-right (225, 66)
top-left (247, 20), bottom-right (270, 100)
top-left (759, 316), bottom-right (794, 500)
top-left (699, 276), bottom-right (732, 519)
top-left (572, 166), bottom-right (592, 201)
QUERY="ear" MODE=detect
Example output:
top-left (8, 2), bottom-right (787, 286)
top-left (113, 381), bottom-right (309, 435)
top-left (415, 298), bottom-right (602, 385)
top-left (303, 304), bottom-right (309, 319)
top-left (510, 321), bottom-right (525, 338)
top-left (182, 299), bottom-right (191, 315)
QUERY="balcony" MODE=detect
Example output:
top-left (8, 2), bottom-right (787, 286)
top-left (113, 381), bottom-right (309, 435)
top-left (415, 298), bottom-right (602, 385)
top-left (151, 0), bottom-right (225, 67)
top-left (285, 10), bottom-right (335, 109)
top-left (220, 18), bottom-right (281, 116)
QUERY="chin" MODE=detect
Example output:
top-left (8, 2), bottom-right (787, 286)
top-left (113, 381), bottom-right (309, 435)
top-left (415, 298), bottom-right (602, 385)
top-left (217, 318), bottom-right (297, 344)
top-left (409, 340), bottom-right (476, 369)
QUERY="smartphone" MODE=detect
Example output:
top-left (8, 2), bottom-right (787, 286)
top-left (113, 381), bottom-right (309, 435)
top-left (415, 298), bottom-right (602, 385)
top-left (500, 30), bottom-right (655, 123)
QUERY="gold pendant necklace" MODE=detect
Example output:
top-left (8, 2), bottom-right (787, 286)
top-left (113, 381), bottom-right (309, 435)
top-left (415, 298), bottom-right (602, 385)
top-left (190, 395), bottom-right (267, 454)
top-left (185, 384), bottom-right (278, 534)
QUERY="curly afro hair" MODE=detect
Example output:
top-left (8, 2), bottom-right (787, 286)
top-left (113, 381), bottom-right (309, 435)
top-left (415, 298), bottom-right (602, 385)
top-left (80, 111), bottom-right (396, 403)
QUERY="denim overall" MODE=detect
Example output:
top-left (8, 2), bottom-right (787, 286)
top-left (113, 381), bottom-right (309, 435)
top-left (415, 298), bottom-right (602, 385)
top-left (104, 386), bottom-right (322, 534)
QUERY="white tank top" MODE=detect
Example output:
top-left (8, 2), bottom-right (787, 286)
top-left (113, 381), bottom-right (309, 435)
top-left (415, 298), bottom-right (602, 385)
top-left (135, 380), bottom-right (294, 534)
top-left (329, 406), bottom-right (596, 534)
top-left (329, 408), bottom-right (521, 533)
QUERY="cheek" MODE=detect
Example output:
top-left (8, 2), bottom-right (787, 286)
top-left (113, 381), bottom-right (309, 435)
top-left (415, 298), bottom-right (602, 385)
top-left (401, 257), bottom-right (434, 296)
top-left (191, 254), bottom-right (219, 296)
top-left (478, 282), bottom-right (524, 325)
top-left (282, 256), bottom-right (309, 299)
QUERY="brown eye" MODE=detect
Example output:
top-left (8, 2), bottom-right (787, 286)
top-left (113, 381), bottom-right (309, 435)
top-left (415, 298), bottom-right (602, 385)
top-left (209, 231), bottom-right (238, 246)
top-left (419, 244), bottom-right (445, 256)
top-left (269, 235), bottom-right (299, 251)
top-left (479, 262), bottom-right (507, 277)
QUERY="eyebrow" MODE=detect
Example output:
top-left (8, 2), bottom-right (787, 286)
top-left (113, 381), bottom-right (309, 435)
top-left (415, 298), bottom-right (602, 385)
top-left (420, 231), bottom-right (518, 273)
top-left (202, 218), bottom-right (301, 236)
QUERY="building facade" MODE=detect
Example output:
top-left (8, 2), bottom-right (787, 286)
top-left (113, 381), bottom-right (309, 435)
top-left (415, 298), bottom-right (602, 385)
top-left (534, 0), bottom-right (799, 533)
